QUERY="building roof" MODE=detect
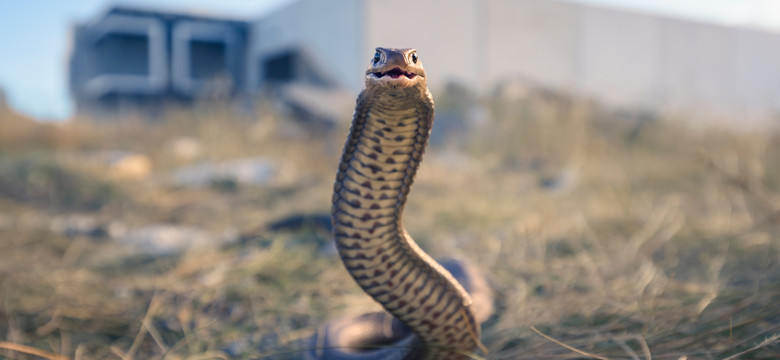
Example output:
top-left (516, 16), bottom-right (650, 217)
top-left (88, 4), bottom-right (251, 26)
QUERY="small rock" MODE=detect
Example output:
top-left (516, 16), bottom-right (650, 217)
top-left (539, 165), bottom-right (580, 193)
top-left (166, 136), bottom-right (203, 161)
top-left (111, 154), bottom-right (152, 179)
top-left (88, 150), bottom-right (152, 179)
top-left (50, 215), bottom-right (106, 237)
top-left (169, 157), bottom-right (276, 188)
top-left (119, 224), bottom-right (214, 256)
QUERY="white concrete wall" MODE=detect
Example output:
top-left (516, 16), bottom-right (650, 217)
top-left (363, 0), bottom-right (479, 93)
top-left (250, 0), bottom-right (364, 92)
top-left (575, 5), bottom-right (665, 107)
top-left (255, 0), bottom-right (780, 124)
top-left (653, 20), bottom-right (780, 120)
top-left (483, 0), bottom-right (579, 92)
top-left (658, 19), bottom-right (738, 116)
top-left (732, 28), bottom-right (780, 116)
top-left (482, 0), bottom-right (780, 122)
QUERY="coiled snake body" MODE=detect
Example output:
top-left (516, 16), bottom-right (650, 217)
top-left (307, 48), bottom-right (492, 360)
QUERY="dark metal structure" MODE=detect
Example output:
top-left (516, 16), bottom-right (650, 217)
top-left (68, 6), bottom-right (250, 117)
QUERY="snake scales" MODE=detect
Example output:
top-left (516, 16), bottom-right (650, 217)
top-left (306, 48), bottom-right (492, 360)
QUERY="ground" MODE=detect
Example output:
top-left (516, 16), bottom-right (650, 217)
top-left (0, 92), bottom-right (778, 359)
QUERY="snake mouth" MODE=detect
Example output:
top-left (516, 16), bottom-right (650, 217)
top-left (373, 67), bottom-right (417, 80)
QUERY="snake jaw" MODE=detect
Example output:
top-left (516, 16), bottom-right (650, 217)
top-left (373, 68), bottom-right (417, 80)
top-left (367, 67), bottom-right (423, 88)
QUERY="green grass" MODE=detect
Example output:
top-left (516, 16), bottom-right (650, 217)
top-left (0, 92), bottom-right (778, 359)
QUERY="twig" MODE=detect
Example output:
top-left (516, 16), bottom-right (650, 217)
top-left (721, 333), bottom-right (780, 360)
top-left (698, 151), bottom-right (774, 212)
top-left (719, 322), bottom-right (780, 355)
top-left (123, 292), bottom-right (164, 359)
top-left (161, 319), bottom-right (218, 359)
top-left (635, 335), bottom-right (652, 360)
top-left (531, 326), bottom-right (610, 360)
top-left (110, 346), bottom-right (127, 359)
top-left (0, 341), bottom-right (69, 360)
top-left (142, 312), bottom-right (170, 354)
top-left (610, 337), bottom-right (640, 360)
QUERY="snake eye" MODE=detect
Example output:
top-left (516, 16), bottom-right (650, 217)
top-left (373, 51), bottom-right (381, 63)
top-left (410, 52), bottom-right (418, 64)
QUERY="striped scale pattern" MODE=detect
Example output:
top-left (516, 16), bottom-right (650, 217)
top-left (332, 88), bottom-right (481, 359)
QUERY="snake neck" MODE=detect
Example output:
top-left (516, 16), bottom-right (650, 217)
top-left (332, 88), bottom-right (482, 358)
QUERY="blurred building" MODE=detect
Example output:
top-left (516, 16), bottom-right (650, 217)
top-left (70, 1), bottom-right (780, 125)
top-left (68, 5), bottom-right (250, 117)
top-left (251, 0), bottom-right (780, 125)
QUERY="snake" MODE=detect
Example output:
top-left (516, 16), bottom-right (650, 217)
top-left (305, 47), bottom-right (493, 360)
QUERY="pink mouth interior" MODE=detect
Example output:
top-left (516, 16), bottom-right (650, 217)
top-left (374, 67), bottom-right (417, 79)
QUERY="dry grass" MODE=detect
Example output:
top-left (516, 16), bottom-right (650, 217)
top-left (0, 92), bottom-right (778, 359)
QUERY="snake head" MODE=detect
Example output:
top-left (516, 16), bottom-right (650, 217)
top-left (365, 47), bottom-right (427, 90)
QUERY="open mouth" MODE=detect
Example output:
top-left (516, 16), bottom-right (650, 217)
top-left (373, 67), bottom-right (417, 80)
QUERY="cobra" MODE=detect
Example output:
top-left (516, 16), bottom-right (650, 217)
top-left (307, 47), bottom-right (493, 360)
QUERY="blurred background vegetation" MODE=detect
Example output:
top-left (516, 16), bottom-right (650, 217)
top-left (1, 86), bottom-right (779, 359)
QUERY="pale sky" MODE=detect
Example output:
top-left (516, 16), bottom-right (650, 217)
top-left (1, 0), bottom-right (780, 121)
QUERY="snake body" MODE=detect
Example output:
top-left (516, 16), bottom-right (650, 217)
top-left (309, 48), bottom-right (488, 360)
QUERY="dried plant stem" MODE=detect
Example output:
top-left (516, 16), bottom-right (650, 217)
top-left (0, 341), bottom-right (69, 360)
top-left (531, 326), bottom-right (610, 360)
